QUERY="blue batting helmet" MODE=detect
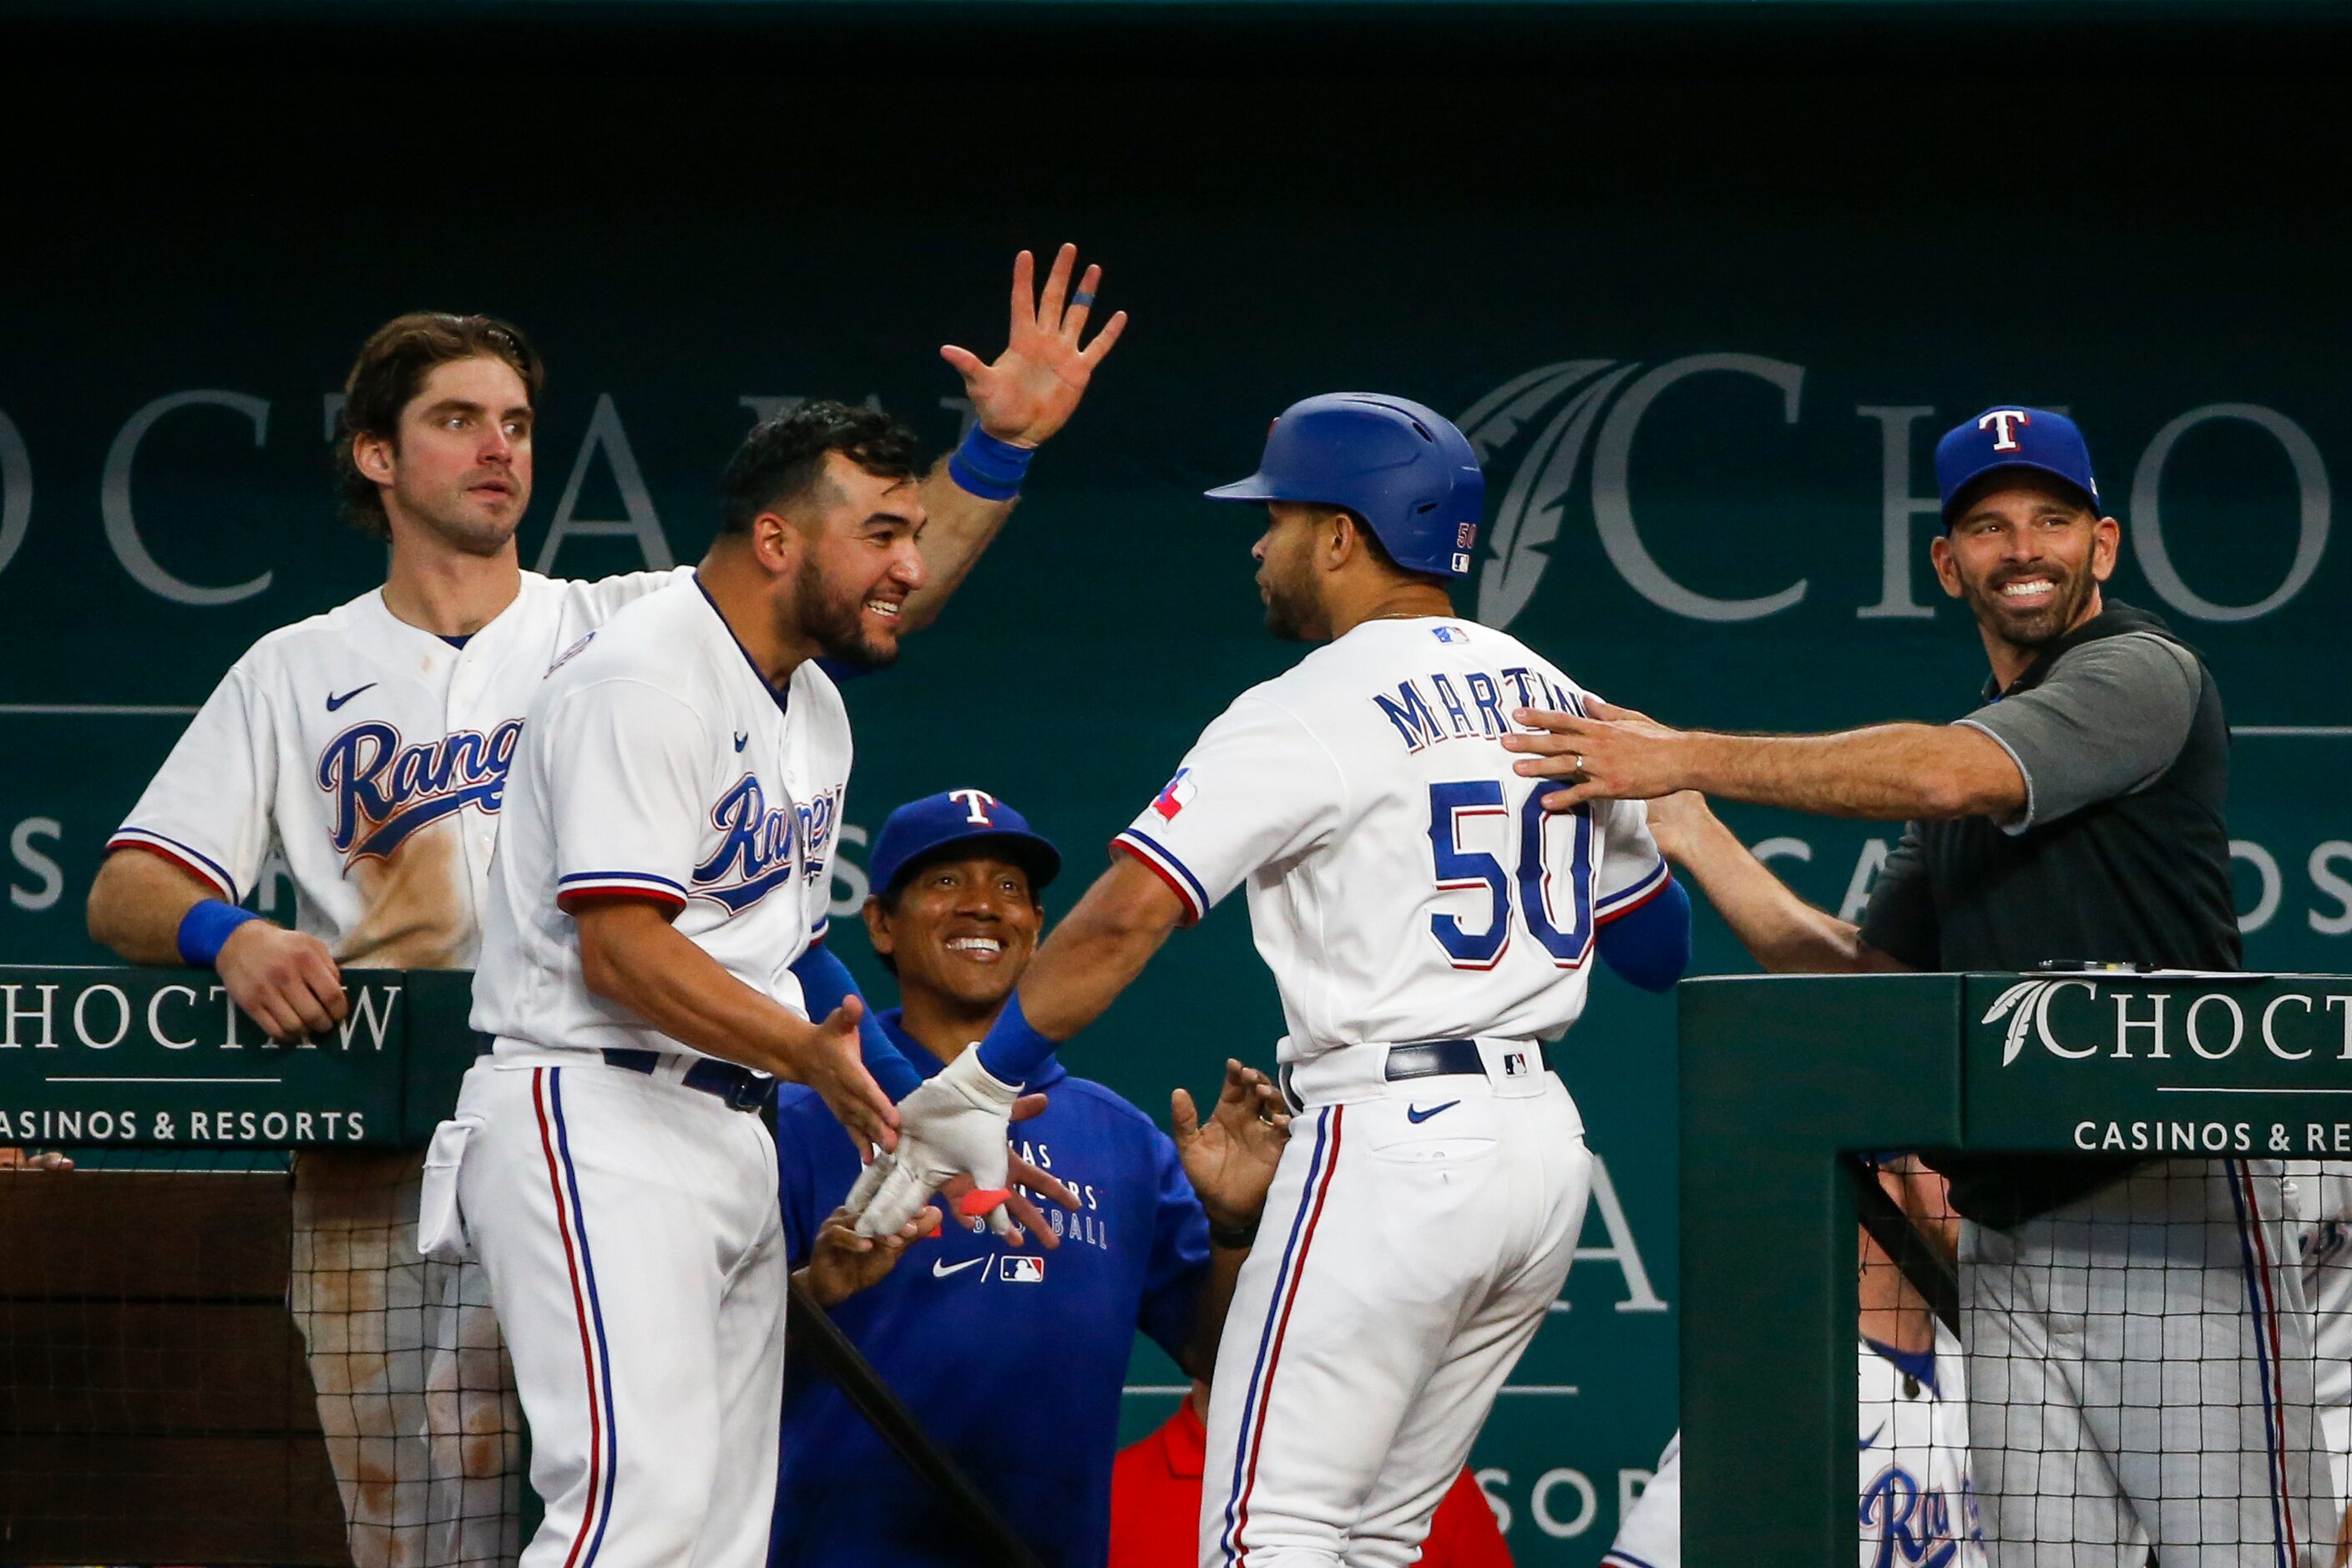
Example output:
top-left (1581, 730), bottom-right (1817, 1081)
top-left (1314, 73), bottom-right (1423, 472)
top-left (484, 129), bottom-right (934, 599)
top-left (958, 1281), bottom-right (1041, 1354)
top-left (1204, 392), bottom-right (1486, 579)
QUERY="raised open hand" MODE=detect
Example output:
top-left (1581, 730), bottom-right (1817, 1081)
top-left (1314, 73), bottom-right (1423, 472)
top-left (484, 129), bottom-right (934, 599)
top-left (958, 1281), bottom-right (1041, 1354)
top-left (1173, 1060), bottom-right (1289, 1230)
top-left (941, 244), bottom-right (1128, 449)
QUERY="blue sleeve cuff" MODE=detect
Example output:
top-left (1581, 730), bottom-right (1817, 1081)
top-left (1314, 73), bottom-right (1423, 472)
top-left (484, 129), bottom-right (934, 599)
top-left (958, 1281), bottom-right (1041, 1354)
top-left (945, 424), bottom-right (1035, 502)
top-left (1595, 876), bottom-right (1692, 994)
top-left (176, 899), bottom-right (260, 968)
top-left (790, 942), bottom-right (923, 1101)
top-left (974, 989), bottom-right (1054, 1085)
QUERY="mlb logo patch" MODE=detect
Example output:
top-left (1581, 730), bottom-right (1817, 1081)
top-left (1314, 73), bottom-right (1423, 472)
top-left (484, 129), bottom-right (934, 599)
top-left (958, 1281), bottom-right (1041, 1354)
top-left (1152, 768), bottom-right (1196, 822)
top-left (1431, 625), bottom-right (1467, 645)
top-left (1500, 1051), bottom-right (1528, 1078)
top-left (1000, 1256), bottom-right (1045, 1283)
top-left (1450, 551), bottom-right (1471, 574)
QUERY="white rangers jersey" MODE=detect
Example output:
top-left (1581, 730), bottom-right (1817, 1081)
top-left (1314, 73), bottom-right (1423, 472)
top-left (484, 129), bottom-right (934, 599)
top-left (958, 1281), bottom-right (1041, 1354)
top-left (1858, 1325), bottom-right (1988, 1568)
top-left (1113, 616), bottom-right (1667, 1060)
top-left (1601, 1333), bottom-right (1987, 1568)
top-left (110, 569), bottom-right (686, 969)
top-left (470, 574), bottom-right (849, 1061)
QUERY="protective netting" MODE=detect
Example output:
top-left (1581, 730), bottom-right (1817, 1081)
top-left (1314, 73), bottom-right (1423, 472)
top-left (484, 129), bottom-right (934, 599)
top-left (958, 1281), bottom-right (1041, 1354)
top-left (0, 1151), bottom-right (523, 1568)
top-left (1863, 1155), bottom-right (2352, 1568)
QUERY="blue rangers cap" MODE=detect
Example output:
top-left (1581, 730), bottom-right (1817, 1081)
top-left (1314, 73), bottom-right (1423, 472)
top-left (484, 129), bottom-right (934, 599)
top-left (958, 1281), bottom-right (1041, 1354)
top-left (1935, 406), bottom-right (2102, 524)
top-left (867, 789), bottom-right (1061, 901)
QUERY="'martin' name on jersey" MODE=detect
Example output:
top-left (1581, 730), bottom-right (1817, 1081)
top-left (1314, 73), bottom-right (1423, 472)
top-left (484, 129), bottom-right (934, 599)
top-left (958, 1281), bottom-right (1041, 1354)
top-left (1373, 663), bottom-right (1582, 755)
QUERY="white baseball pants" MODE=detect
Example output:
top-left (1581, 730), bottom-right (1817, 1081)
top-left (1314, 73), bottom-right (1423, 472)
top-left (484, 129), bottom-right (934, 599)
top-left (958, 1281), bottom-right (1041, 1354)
top-left (1199, 1048), bottom-right (1590, 1568)
top-left (452, 1056), bottom-right (787, 1568)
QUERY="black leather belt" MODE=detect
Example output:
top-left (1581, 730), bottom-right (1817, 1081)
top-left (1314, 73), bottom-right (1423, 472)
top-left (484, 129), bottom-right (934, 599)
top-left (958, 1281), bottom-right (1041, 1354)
top-left (1280, 1039), bottom-right (1555, 1110)
top-left (602, 1048), bottom-right (774, 1112)
top-left (1383, 1039), bottom-right (1555, 1081)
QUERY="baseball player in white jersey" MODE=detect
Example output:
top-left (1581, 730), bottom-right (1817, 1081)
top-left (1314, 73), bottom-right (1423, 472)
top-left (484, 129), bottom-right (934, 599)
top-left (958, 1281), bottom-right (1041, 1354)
top-left (85, 249), bottom-right (1124, 1567)
top-left (443, 400), bottom-right (1080, 1568)
top-left (1602, 1334), bottom-right (1988, 1568)
top-left (1604, 1203), bottom-right (1993, 1568)
top-left (845, 392), bottom-right (1697, 1566)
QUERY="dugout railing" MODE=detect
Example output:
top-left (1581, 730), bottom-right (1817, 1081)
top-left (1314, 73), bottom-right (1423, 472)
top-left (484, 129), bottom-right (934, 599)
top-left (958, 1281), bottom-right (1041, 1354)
top-left (0, 965), bottom-right (1039, 1567)
top-left (1680, 969), bottom-right (2351, 1564)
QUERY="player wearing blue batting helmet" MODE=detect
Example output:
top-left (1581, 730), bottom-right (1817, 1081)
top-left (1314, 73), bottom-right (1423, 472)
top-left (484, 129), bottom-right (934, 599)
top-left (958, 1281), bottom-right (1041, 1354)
top-left (1205, 392), bottom-right (1486, 579)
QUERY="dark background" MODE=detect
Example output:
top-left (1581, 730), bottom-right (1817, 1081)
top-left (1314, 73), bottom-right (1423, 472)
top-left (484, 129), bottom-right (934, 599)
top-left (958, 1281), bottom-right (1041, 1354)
top-left (6, 3), bottom-right (2349, 1558)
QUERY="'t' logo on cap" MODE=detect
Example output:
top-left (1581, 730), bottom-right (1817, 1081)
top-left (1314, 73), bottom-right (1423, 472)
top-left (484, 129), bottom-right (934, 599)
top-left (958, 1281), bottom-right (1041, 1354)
top-left (1977, 409), bottom-right (2032, 453)
top-left (948, 788), bottom-right (998, 826)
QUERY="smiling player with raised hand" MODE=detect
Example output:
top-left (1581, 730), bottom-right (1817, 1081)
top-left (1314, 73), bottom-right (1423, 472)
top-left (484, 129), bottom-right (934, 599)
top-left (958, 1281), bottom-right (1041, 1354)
top-left (85, 245), bottom-right (1125, 1568)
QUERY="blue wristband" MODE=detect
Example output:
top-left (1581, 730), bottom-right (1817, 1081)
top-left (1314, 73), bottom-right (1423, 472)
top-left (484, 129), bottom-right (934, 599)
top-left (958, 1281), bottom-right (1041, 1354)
top-left (975, 990), bottom-right (1055, 1085)
top-left (946, 424), bottom-right (1035, 503)
top-left (177, 899), bottom-right (260, 968)
top-left (861, 1015), bottom-right (926, 1102)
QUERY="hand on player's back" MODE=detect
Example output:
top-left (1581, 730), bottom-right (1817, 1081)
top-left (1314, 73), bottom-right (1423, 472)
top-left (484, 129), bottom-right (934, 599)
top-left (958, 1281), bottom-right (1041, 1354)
top-left (216, 920), bottom-right (348, 1042)
top-left (1174, 1060), bottom-right (1289, 1229)
top-left (1503, 697), bottom-right (1695, 812)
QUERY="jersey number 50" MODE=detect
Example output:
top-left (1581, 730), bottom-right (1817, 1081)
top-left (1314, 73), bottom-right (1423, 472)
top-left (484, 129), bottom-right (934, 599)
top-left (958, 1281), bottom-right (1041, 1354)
top-left (1426, 782), bottom-right (1591, 971)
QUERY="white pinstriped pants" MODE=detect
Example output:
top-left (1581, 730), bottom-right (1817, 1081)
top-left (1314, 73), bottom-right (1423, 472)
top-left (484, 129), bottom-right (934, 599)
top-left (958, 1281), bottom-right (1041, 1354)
top-left (1963, 1158), bottom-right (2329, 1568)
top-left (1199, 1068), bottom-right (1588, 1568)
top-left (454, 1058), bottom-right (787, 1568)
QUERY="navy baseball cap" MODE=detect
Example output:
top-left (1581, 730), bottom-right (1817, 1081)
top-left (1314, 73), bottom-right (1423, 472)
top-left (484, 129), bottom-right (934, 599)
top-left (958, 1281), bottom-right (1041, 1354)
top-left (867, 789), bottom-right (1061, 902)
top-left (1935, 406), bottom-right (2102, 524)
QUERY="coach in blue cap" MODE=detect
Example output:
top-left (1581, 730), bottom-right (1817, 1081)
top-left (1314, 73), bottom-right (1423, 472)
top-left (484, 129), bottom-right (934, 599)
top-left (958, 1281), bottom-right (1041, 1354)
top-left (769, 789), bottom-right (1289, 1568)
top-left (1507, 409), bottom-right (2320, 1563)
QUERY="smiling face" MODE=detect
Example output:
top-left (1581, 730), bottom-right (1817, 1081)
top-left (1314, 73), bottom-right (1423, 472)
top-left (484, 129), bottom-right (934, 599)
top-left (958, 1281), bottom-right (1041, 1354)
top-left (788, 451), bottom-right (928, 667)
top-left (864, 851), bottom-right (1043, 1016)
top-left (1932, 474), bottom-right (2119, 673)
top-left (360, 355), bottom-right (534, 554)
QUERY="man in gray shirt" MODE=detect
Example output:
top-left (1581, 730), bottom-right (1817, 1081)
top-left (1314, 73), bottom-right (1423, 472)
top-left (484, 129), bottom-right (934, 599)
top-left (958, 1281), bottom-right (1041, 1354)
top-left (1504, 406), bottom-right (2322, 1565)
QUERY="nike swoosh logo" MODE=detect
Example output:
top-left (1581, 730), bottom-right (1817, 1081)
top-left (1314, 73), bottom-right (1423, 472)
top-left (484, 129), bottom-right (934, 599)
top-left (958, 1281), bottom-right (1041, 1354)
top-left (1859, 1421), bottom-right (1886, 1451)
top-left (734, 731), bottom-right (749, 752)
top-left (326, 683), bottom-right (377, 711)
top-left (1405, 1100), bottom-right (1461, 1124)
top-left (932, 1257), bottom-right (984, 1278)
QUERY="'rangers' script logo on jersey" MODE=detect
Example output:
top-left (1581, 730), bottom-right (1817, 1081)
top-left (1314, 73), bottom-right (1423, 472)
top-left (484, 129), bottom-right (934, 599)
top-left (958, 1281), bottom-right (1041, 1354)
top-left (1860, 1465), bottom-right (1981, 1567)
top-left (319, 720), bottom-right (524, 864)
top-left (691, 776), bottom-right (842, 912)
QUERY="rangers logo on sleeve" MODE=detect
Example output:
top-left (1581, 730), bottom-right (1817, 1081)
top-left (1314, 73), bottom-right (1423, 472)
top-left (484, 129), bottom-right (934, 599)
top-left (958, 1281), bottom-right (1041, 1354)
top-left (1151, 768), bottom-right (1196, 822)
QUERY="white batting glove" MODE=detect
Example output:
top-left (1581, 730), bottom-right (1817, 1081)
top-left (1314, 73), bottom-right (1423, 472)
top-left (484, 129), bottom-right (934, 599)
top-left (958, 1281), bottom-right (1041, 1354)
top-left (847, 1048), bottom-right (1022, 1240)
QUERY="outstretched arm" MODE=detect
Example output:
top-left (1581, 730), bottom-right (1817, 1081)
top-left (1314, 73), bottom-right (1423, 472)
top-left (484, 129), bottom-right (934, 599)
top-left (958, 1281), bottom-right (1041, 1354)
top-left (1641, 791), bottom-right (1907, 975)
top-left (900, 244), bottom-right (1128, 634)
top-left (841, 856), bottom-right (1187, 1242)
top-left (574, 899), bottom-right (901, 1152)
top-left (975, 854), bottom-right (1189, 1084)
top-left (1504, 701), bottom-right (2025, 822)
